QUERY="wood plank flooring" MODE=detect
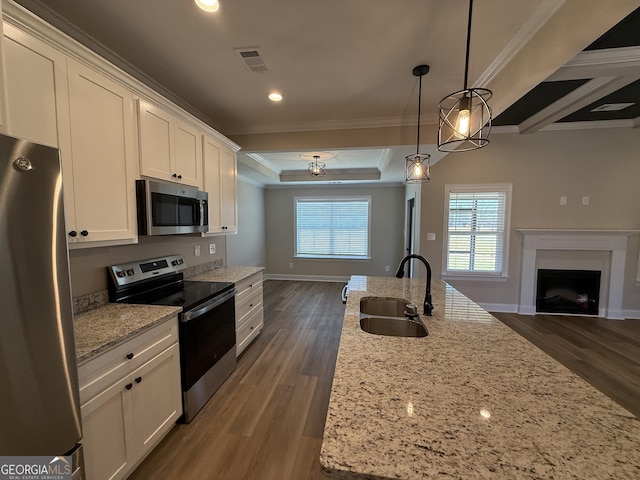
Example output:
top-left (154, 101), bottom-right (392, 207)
top-left (128, 280), bottom-right (345, 480)
top-left (493, 312), bottom-right (640, 418)
top-left (128, 282), bottom-right (640, 479)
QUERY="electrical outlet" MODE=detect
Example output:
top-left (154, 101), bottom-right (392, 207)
top-left (209, 243), bottom-right (216, 254)
top-left (582, 196), bottom-right (590, 205)
top-left (560, 196), bottom-right (567, 205)
top-left (289, 262), bottom-right (293, 269)
top-left (194, 245), bottom-right (200, 257)
top-left (385, 266), bottom-right (390, 272)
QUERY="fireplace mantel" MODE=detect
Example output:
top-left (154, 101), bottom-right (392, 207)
top-left (517, 229), bottom-right (639, 319)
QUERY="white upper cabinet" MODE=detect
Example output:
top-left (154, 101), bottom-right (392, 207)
top-left (65, 59), bottom-right (138, 246)
top-left (138, 99), bottom-right (202, 188)
top-left (203, 134), bottom-right (238, 234)
top-left (3, 22), bottom-right (69, 147)
top-left (0, 0), bottom-right (7, 132)
top-left (2, 21), bottom-right (138, 248)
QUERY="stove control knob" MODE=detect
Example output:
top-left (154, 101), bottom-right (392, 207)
top-left (171, 260), bottom-right (178, 266)
top-left (116, 270), bottom-right (126, 278)
top-left (126, 269), bottom-right (135, 276)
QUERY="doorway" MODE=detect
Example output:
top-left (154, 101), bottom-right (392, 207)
top-left (405, 197), bottom-right (415, 277)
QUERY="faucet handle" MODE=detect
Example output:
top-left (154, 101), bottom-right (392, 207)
top-left (405, 303), bottom-right (419, 318)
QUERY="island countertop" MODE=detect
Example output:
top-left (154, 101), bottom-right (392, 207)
top-left (320, 276), bottom-right (640, 479)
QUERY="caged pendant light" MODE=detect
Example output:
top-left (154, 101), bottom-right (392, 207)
top-left (438, 0), bottom-right (492, 152)
top-left (405, 64), bottom-right (431, 184)
top-left (308, 155), bottom-right (326, 177)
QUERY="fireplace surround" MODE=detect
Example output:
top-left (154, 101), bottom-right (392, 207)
top-left (517, 229), bottom-right (638, 319)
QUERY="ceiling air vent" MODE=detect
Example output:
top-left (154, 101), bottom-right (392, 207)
top-left (234, 47), bottom-right (269, 73)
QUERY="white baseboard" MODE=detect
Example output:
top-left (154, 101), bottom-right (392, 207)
top-left (264, 273), bottom-right (350, 283)
top-left (479, 303), bottom-right (519, 313)
top-left (621, 309), bottom-right (640, 320)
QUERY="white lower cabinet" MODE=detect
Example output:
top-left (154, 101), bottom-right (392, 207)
top-left (79, 319), bottom-right (182, 480)
top-left (235, 272), bottom-right (264, 356)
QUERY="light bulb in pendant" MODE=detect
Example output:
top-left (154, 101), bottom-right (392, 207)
top-left (456, 96), bottom-right (471, 138)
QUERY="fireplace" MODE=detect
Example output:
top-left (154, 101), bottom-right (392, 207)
top-left (517, 229), bottom-right (638, 319)
top-left (536, 269), bottom-right (601, 315)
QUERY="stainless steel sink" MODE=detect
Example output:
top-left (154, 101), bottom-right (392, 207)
top-left (360, 297), bottom-right (411, 317)
top-left (359, 297), bottom-right (428, 337)
top-left (360, 316), bottom-right (428, 338)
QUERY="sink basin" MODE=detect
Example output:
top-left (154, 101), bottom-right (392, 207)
top-left (359, 317), bottom-right (428, 338)
top-left (359, 297), bottom-right (428, 337)
top-left (360, 297), bottom-right (411, 317)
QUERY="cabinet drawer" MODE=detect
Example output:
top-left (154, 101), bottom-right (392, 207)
top-left (236, 306), bottom-right (263, 356)
top-left (235, 273), bottom-right (263, 299)
top-left (79, 318), bottom-right (178, 404)
top-left (236, 286), bottom-right (262, 327)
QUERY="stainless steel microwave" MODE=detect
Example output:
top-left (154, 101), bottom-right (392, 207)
top-left (136, 179), bottom-right (208, 235)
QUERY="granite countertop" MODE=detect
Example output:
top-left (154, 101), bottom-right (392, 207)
top-left (320, 276), bottom-right (640, 479)
top-left (190, 265), bottom-right (264, 283)
top-left (74, 303), bottom-right (182, 364)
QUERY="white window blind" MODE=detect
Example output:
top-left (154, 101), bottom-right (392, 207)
top-left (295, 197), bottom-right (370, 259)
top-left (445, 186), bottom-right (510, 275)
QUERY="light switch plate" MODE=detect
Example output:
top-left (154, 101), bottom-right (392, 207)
top-left (209, 243), bottom-right (216, 254)
top-left (194, 245), bottom-right (200, 257)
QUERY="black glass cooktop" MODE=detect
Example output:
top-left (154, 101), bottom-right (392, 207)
top-left (124, 280), bottom-right (234, 311)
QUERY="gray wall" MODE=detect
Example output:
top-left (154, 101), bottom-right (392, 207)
top-left (418, 126), bottom-right (640, 313)
top-left (227, 179), bottom-right (266, 267)
top-left (265, 184), bottom-right (406, 279)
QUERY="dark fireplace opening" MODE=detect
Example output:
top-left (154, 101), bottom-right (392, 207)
top-left (536, 269), bottom-right (601, 315)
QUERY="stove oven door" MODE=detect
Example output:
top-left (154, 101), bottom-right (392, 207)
top-left (179, 287), bottom-right (237, 422)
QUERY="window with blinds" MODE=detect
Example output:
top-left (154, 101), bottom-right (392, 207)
top-left (444, 185), bottom-right (512, 276)
top-left (295, 197), bottom-right (371, 259)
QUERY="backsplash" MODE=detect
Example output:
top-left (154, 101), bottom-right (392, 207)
top-left (72, 258), bottom-right (225, 315)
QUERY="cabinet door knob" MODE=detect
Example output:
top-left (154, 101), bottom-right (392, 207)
top-left (177, 174), bottom-right (182, 179)
top-left (135, 376), bottom-right (142, 384)
top-left (172, 173), bottom-right (178, 178)
top-left (126, 353), bottom-right (134, 360)
top-left (80, 230), bottom-right (89, 237)
top-left (125, 383), bottom-right (133, 390)
top-left (68, 231), bottom-right (77, 237)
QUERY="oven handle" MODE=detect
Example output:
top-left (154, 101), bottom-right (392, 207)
top-left (182, 288), bottom-right (237, 322)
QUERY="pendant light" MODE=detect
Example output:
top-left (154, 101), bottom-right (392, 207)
top-left (308, 155), bottom-right (326, 177)
top-left (405, 64), bottom-right (431, 184)
top-left (438, 0), bottom-right (492, 152)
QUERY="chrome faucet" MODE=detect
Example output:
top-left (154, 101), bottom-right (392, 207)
top-left (395, 254), bottom-right (433, 316)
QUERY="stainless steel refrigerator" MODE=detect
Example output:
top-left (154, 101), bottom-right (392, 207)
top-left (0, 133), bottom-right (83, 476)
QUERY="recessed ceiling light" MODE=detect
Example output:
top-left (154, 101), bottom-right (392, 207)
top-left (268, 92), bottom-right (283, 102)
top-left (194, 0), bottom-right (220, 12)
top-left (590, 102), bottom-right (635, 112)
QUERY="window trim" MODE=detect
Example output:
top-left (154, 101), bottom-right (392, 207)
top-left (293, 195), bottom-right (372, 260)
top-left (442, 183), bottom-right (512, 280)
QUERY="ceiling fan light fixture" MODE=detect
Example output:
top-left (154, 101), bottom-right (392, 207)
top-left (194, 0), bottom-right (220, 12)
top-left (405, 64), bottom-right (431, 184)
top-left (438, 0), bottom-right (492, 152)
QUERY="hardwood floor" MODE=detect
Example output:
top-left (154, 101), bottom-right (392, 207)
top-left (128, 281), bottom-right (640, 479)
top-left (493, 312), bottom-right (640, 418)
top-left (128, 280), bottom-right (345, 480)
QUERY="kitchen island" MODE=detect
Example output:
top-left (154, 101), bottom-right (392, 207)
top-left (320, 276), bottom-right (640, 479)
